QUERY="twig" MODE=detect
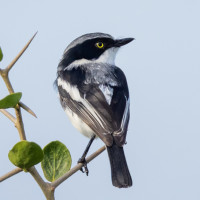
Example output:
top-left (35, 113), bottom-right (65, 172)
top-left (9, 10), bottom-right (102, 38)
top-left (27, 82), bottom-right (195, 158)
top-left (51, 145), bottom-right (106, 189)
top-left (0, 33), bottom-right (38, 139)
top-left (14, 104), bottom-right (26, 140)
top-left (0, 109), bottom-right (16, 124)
top-left (0, 144), bottom-right (106, 200)
top-left (0, 32), bottom-right (37, 118)
top-left (0, 168), bottom-right (22, 182)
top-left (0, 73), bottom-right (14, 94)
top-left (0, 33), bottom-right (54, 200)
top-left (28, 167), bottom-right (55, 200)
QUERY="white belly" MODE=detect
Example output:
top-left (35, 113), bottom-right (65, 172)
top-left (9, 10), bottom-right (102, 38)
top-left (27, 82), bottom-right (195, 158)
top-left (65, 107), bottom-right (96, 138)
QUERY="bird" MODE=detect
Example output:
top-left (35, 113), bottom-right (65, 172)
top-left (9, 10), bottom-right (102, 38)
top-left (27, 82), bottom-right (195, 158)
top-left (56, 32), bottom-right (133, 188)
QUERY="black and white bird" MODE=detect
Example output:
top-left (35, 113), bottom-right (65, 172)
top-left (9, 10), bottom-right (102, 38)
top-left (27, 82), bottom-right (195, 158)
top-left (56, 32), bottom-right (133, 188)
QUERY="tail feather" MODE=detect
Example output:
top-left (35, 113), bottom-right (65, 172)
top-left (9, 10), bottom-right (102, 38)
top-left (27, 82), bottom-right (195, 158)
top-left (107, 143), bottom-right (132, 188)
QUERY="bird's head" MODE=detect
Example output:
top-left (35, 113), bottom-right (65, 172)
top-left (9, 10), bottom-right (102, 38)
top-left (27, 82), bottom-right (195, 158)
top-left (58, 32), bottom-right (134, 70)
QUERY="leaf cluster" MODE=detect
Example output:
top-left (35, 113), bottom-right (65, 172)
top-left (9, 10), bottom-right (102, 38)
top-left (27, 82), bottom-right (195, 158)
top-left (9, 140), bottom-right (72, 180)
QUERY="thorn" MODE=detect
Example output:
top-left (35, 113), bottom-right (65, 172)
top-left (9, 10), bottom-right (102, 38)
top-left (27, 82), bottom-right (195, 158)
top-left (6, 32), bottom-right (38, 73)
top-left (19, 102), bottom-right (37, 118)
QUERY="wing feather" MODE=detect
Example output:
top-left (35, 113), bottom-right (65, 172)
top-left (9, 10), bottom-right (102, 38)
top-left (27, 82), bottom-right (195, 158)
top-left (57, 65), bottom-right (130, 147)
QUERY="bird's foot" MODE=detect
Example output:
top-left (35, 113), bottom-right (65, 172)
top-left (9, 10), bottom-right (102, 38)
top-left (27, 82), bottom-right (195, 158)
top-left (78, 158), bottom-right (89, 176)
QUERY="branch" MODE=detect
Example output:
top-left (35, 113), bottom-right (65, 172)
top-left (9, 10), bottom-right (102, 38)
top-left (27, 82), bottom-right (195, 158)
top-left (29, 145), bottom-right (106, 199)
top-left (0, 145), bottom-right (106, 200)
top-left (28, 167), bottom-right (55, 200)
top-left (0, 109), bottom-right (16, 124)
top-left (51, 145), bottom-right (106, 189)
top-left (0, 32), bottom-right (37, 118)
top-left (0, 168), bottom-right (22, 182)
top-left (0, 33), bottom-right (37, 139)
top-left (0, 33), bottom-right (53, 199)
top-left (14, 105), bottom-right (26, 140)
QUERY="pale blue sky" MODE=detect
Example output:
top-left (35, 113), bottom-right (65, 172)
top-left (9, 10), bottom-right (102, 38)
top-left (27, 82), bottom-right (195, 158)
top-left (1, 0), bottom-right (200, 199)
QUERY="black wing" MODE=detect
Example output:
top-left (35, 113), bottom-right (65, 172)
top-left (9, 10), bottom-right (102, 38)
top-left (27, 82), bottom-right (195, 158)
top-left (57, 66), bottom-right (130, 147)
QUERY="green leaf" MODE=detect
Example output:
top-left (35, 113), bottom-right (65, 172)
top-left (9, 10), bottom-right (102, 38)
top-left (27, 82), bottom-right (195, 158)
top-left (0, 92), bottom-right (22, 109)
top-left (8, 141), bottom-right (44, 171)
top-left (0, 47), bottom-right (3, 61)
top-left (41, 141), bottom-right (72, 182)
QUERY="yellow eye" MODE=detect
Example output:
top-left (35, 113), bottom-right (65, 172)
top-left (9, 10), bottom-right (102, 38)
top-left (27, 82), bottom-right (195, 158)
top-left (95, 42), bottom-right (104, 49)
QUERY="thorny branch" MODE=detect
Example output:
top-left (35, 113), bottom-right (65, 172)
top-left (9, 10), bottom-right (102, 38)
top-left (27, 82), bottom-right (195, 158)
top-left (0, 33), bottom-right (106, 200)
top-left (0, 33), bottom-right (37, 139)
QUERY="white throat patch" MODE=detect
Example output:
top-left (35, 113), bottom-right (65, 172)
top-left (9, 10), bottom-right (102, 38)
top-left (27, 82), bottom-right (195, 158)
top-left (96, 47), bottom-right (119, 65)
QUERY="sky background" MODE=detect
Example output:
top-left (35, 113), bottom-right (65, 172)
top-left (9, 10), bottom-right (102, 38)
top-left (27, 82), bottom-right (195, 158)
top-left (1, 0), bottom-right (200, 199)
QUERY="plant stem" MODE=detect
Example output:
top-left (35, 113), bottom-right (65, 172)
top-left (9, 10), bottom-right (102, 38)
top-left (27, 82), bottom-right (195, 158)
top-left (0, 109), bottom-right (16, 124)
top-left (15, 104), bottom-right (26, 140)
top-left (28, 167), bottom-right (55, 200)
top-left (0, 33), bottom-right (38, 140)
top-left (0, 168), bottom-right (22, 182)
top-left (51, 145), bottom-right (106, 189)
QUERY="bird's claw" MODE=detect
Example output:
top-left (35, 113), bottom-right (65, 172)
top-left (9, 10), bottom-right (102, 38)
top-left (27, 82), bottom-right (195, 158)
top-left (78, 158), bottom-right (89, 176)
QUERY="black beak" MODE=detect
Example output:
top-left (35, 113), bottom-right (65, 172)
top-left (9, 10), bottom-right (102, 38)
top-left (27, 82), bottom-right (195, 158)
top-left (114, 38), bottom-right (134, 47)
